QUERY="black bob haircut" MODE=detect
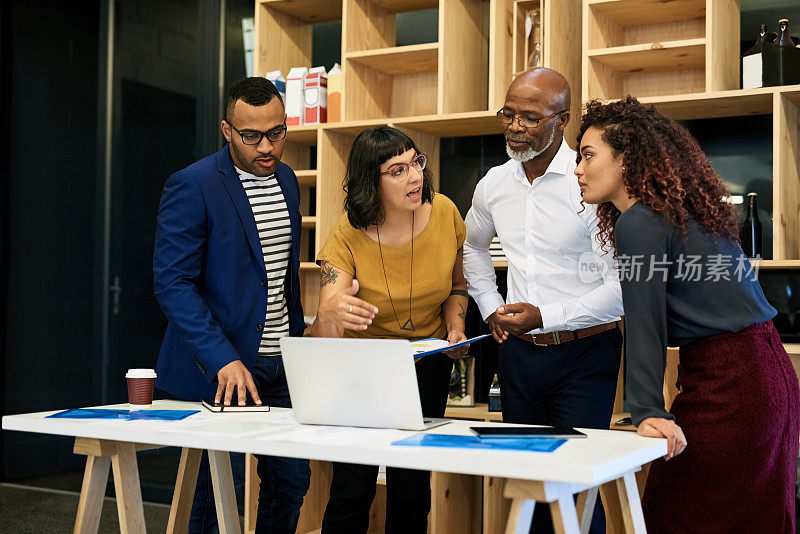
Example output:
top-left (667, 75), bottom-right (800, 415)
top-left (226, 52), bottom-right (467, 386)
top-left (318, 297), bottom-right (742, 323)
top-left (343, 125), bottom-right (435, 229)
top-left (225, 77), bottom-right (283, 121)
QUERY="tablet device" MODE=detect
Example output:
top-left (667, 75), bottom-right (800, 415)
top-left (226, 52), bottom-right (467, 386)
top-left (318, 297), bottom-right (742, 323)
top-left (470, 425), bottom-right (586, 439)
top-left (201, 398), bottom-right (270, 413)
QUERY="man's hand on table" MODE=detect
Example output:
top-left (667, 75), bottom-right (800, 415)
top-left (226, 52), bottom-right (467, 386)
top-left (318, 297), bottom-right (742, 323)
top-left (215, 360), bottom-right (262, 406)
top-left (637, 417), bottom-right (687, 460)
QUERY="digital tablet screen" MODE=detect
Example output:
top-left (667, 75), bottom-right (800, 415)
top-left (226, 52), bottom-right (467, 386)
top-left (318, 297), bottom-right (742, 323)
top-left (470, 426), bottom-right (586, 439)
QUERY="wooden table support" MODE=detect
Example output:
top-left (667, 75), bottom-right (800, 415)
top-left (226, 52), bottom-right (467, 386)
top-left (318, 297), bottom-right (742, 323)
top-left (503, 473), bottom-right (644, 534)
top-left (208, 450), bottom-right (241, 534)
top-left (73, 438), bottom-right (213, 534)
top-left (166, 447), bottom-right (202, 534)
top-left (73, 437), bottom-right (156, 534)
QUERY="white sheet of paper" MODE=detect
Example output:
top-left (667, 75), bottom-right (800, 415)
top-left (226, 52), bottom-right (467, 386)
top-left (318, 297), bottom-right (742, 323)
top-left (179, 419), bottom-right (290, 436)
top-left (257, 425), bottom-right (402, 447)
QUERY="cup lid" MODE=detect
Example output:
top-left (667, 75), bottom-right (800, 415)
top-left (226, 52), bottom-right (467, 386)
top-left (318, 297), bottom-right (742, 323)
top-left (126, 368), bottom-right (157, 379)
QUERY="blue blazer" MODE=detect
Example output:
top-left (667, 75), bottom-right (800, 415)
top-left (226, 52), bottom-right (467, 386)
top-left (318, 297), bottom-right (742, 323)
top-left (153, 145), bottom-right (305, 400)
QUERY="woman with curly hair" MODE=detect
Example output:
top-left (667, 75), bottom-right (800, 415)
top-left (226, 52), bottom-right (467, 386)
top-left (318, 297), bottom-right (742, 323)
top-left (574, 96), bottom-right (799, 533)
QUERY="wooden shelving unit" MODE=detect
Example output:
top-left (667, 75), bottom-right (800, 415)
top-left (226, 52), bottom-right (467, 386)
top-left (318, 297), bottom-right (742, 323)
top-left (261, 0), bottom-right (583, 317)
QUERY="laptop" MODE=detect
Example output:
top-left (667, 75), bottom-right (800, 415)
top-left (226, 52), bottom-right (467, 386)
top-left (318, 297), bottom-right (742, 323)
top-left (279, 337), bottom-right (450, 431)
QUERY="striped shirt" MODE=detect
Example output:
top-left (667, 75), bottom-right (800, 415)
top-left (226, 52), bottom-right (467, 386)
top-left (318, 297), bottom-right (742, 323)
top-left (236, 167), bottom-right (291, 357)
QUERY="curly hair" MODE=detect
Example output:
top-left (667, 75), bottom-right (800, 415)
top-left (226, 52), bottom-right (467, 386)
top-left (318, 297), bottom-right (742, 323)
top-left (576, 96), bottom-right (739, 253)
top-left (343, 125), bottom-right (435, 228)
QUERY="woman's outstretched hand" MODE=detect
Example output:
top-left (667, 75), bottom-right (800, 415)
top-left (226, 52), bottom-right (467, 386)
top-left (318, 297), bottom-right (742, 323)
top-left (316, 279), bottom-right (378, 332)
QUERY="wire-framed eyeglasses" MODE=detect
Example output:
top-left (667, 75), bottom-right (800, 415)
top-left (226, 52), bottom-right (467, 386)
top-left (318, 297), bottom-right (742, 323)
top-left (379, 153), bottom-right (427, 182)
top-left (497, 109), bottom-right (566, 129)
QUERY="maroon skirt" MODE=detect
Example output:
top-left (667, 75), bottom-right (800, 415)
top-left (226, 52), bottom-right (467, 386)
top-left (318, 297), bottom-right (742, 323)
top-left (642, 320), bottom-right (799, 534)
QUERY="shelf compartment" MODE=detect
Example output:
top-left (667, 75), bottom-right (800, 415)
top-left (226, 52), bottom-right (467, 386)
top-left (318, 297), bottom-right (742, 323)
top-left (343, 0), bottom-right (488, 120)
top-left (255, 2), bottom-right (342, 78)
top-left (512, 1), bottom-right (542, 76)
top-left (588, 0), bottom-right (705, 26)
top-left (345, 58), bottom-right (438, 119)
top-left (343, 0), bottom-right (439, 54)
top-left (299, 262), bottom-right (320, 270)
top-left (287, 124), bottom-right (320, 145)
top-left (301, 216), bottom-right (317, 229)
top-left (588, 39), bottom-right (705, 72)
top-left (586, 40), bottom-right (707, 100)
top-left (259, 0), bottom-right (342, 23)
top-left (587, 0), bottom-right (705, 49)
top-left (582, 0), bottom-right (740, 101)
top-left (346, 43), bottom-right (439, 75)
top-left (775, 94), bottom-right (800, 260)
top-left (294, 170), bottom-right (317, 188)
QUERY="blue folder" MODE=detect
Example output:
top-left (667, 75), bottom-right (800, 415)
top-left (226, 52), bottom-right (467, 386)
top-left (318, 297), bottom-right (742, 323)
top-left (46, 408), bottom-right (199, 421)
top-left (392, 433), bottom-right (565, 453)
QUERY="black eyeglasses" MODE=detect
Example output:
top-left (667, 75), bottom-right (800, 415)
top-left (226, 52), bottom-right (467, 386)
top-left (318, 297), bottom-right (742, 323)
top-left (226, 121), bottom-right (287, 145)
top-left (497, 109), bottom-right (566, 129)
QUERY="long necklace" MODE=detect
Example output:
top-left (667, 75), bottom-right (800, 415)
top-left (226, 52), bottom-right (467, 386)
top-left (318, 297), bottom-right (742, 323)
top-left (376, 211), bottom-right (415, 331)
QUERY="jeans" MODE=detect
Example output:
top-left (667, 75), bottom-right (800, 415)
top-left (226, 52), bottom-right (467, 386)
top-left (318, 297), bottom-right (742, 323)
top-left (320, 353), bottom-right (453, 534)
top-left (498, 328), bottom-right (622, 534)
top-left (189, 356), bottom-right (311, 534)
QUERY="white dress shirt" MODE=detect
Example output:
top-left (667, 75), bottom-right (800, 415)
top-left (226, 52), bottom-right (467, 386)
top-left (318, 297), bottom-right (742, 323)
top-left (463, 139), bottom-right (623, 334)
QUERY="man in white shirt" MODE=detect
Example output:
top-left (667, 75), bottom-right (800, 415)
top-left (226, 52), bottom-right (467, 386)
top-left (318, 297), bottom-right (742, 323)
top-left (463, 68), bottom-right (623, 533)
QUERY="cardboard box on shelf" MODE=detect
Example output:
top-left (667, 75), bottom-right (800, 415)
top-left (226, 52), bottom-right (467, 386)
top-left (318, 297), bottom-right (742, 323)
top-left (327, 63), bottom-right (342, 123)
top-left (304, 66), bottom-right (328, 124)
top-left (286, 67), bottom-right (308, 126)
top-left (265, 70), bottom-right (286, 104)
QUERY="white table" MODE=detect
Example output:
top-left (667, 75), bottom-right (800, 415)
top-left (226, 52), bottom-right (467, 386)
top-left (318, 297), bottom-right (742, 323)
top-left (2, 400), bottom-right (666, 534)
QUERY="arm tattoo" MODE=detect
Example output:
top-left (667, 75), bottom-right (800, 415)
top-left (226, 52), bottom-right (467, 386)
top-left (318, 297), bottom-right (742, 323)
top-left (449, 289), bottom-right (469, 298)
top-left (458, 303), bottom-right (466, 322)
top-left (320, 262), bottom-right (339, 288)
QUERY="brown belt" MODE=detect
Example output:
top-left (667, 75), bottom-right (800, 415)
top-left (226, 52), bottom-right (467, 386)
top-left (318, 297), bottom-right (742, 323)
top-left (514, 322), bottom-right (617, 347)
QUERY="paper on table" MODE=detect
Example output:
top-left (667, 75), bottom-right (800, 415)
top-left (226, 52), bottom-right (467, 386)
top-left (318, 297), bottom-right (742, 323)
top-left (180, 419), bottom-right (290, 436)
top-left (258, 425), bottom-right (401, 447)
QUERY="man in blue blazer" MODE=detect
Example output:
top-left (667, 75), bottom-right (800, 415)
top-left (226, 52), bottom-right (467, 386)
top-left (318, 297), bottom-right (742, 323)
top-left (154, 77), bottom-right (309, 533)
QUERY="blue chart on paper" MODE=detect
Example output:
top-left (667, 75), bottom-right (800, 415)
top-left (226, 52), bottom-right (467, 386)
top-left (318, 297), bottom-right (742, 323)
top-left (392, 433), bottom-right (566, 453)
top-left (46, 409), bottom-right (199, 421)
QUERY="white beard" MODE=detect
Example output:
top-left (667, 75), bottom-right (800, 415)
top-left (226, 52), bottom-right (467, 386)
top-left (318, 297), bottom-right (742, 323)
top-left (505, 127), bottom-right (556, 162)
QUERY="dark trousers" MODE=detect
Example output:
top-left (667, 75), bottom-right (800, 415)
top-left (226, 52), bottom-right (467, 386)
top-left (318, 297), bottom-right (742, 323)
top-left (321, 353), bottom-right (453, 534)
top-left (190, 356), bottom-right (311, 534)
top-left (498, 328), bottom-right (622, 534)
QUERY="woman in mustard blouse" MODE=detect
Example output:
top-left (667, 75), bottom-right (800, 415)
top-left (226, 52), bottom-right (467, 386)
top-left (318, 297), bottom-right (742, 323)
top-left (310, 125), bottom-right (468, 534)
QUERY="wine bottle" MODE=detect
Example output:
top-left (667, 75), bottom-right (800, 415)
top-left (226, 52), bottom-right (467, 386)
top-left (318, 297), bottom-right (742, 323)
top-left (740, 193), bottom-right (762, 258)
top-left (777, 19), bottom-right (795, 48)
top-left (743, 25), bottom-right (773, 89)
top-left (488, 373), bottom-right (502, 412)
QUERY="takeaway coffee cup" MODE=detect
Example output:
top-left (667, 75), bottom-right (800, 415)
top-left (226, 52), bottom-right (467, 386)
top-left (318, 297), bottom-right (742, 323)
top-left (126, 369), bottom-right (156, 410)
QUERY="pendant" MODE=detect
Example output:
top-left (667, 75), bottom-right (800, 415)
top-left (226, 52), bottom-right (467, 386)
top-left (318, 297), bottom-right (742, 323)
top-left (401, 317), bottom-right (415, 331)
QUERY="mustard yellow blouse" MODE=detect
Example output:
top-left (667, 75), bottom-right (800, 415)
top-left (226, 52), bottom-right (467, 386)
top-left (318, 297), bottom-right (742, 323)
top-left (317, 194), bottom-right (466, 341)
